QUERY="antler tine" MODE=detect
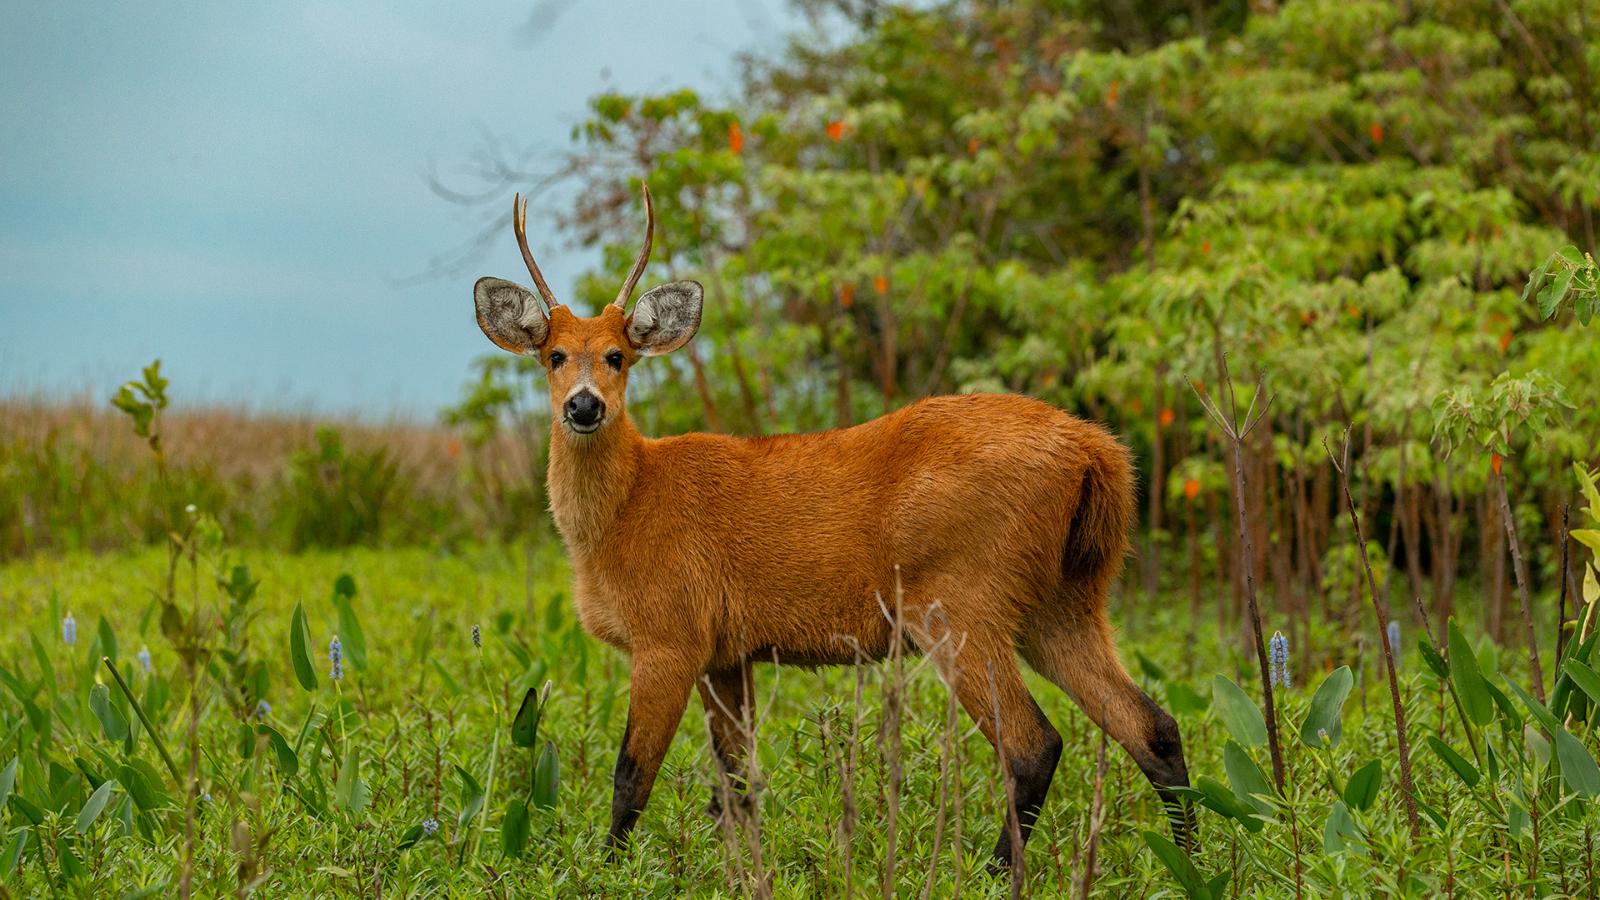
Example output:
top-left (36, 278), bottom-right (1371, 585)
top-left (611, 183), bottom-right (655, 310)
top-left (511, 193), bottom-right (560, 312)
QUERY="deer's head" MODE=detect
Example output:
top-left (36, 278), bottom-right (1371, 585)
top-left (473, 186), bottom-right (703, 437)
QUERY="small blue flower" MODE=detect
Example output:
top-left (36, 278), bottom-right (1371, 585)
top-left (1387, 620), bottom-right (1401, 658)
top-left (422, 817), bottom-right (439, 837)
top-left (1269, 631), bottom-right (1290, 689)
top-left (137, 646), bottom-right (153, 673)
top-left (471, 624), bottom-right (482, 649)
top-left (329, 635), bottom-right (344, 681)
top-left (62, 613), bottom-right (77, 646)
top-left (254, 699), bottom-right (271, 719)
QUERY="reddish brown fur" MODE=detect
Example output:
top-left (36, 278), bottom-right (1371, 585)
top-left (517, 303), bottom-right (1193, 865)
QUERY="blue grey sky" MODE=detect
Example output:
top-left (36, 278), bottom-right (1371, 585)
top-left (0, 1), bottom-right (801, 419)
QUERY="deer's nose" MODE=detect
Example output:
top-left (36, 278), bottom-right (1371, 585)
top-left (564, 390), bottom-right (605, 430)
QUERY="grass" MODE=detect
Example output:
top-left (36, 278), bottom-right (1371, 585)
top-left (0, 541), bottom-right (1592, 897)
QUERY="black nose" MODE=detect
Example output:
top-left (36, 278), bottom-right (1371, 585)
top-left (564, 391), bottom-right (605, 428)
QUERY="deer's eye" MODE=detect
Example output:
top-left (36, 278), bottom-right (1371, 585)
top-left (548, 351), bottom-right (567, 369)
top-left (605, 350), bottom-right (625, 371)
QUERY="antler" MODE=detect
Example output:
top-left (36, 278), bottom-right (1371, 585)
top-left (611, 183), bottom-right (655, 310)
top-left (512, 193), bottom-right (561, 313)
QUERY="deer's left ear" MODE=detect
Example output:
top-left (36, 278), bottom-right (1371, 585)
top-left (474, 277), bottom-right (548, 355)
top-left (625, 281), bottom-right (702, 356)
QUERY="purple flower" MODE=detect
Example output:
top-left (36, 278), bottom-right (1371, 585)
top-left (329, 635), bottom-right (344, 681)
top-left (137, 646), bottom-right (153, 673)
top-left (254, 699), bottom-right (271, 719)
top-left (422, 817), bottom-right (439, 836)
top-left (1269, 631), bottom-right (1290, 689)
top-left (62, 613), bottom-right (77, 646)
top-left (1387, 620), bottom-right (1401, 659)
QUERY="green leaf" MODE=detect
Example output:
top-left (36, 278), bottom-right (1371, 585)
top-left (501, 798), bottom-right (530, 858)
top-left (55, 837), bottom-right (86, 879)
top-left (1417, 797), bottom-right (1447, 830)
top-left (1299, 666), bottom-right (1353, 748)
top-left (1222, 740), bottom-right (1275, 816)
top-left (511, 686), bottom-right (544, 749)
top-left (1322, 800), bottom-right (1361, 854)
top-left (532, 740), bottom-right (560, 810)
top-left (1566, 659), bottom-right (1600, 708)
top-left (1192, 775), bottom-right (1264, 832)
top-left (89, 683), bottom-right (130, 742)
top-left (1426, 736), bottom-right (1480, 788)
top-left (1142, 830), bottom-right (1213, 899)
top-left (1, 829), bottom-right (28, 880)
top-left (76, 779), bottom-right (117, 833)
top-left (290, 602), bottom-right (317, 692)
top-left (1211, 675), bottom-right (1267, 748)
top-left (1343, 760), bottom-right (1382, 811)
top-left (257, 725), bottom-right (299, 778)
top-left (9, 794), bottom-right (44, 826)
top-left (396, 822), bottom-right (426, 851)
top-left (1556, 728), bottom-right (1600, 797)
top-left (1447, 619), bottom-right (1494, 726)
top-left (1504, 679), bottom-right (1560, 736)
top-left (330, 586), bottom-right (367, 674)
top-left (334, 747), bottom-right (369, 816)
top-left (0, 758), bottom-right (15, 812)
top-left (456, 765), bottom-right (485, 827)
top-left (97, 617), bottom-right (118, 664)
top-left (1417, 639), bottom-right (1448, 679)
top-left (1572, 530), bottom-right (1600, 554)
top-left (1522, 253), bottom-right (1554, 303)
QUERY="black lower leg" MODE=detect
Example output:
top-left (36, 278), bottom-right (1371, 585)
top-left (607, 722), bottom-right (645, 852)
top-left (1135, 696), bottom-right (1196, 851)
top-left (990, 712), bottom-right (1064, 871)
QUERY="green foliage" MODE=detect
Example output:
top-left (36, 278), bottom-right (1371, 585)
top-left (279, 427), bottom-right (401, 551)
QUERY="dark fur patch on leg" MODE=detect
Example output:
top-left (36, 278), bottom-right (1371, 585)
top-left (989, 701), bottom-right (1063, 872)
top-left (607, 721), bottom-right (644, 851)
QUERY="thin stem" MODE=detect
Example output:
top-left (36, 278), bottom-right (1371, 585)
top-left (103, 657), bottom-right (182, 784)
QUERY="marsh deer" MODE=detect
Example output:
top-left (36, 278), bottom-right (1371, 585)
top-left (471, 186), bottom-right (1193, 870)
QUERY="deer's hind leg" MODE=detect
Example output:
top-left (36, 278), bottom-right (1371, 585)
top-left (1019, 605), bottom-right (1195, 849)
top-left (917, 625), bottom-right (1062, 873)
top-left (697, 660), bottom-right (754, 821)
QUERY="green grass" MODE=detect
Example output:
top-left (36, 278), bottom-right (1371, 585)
top-left (0, 544), bottom-right (1592, 897)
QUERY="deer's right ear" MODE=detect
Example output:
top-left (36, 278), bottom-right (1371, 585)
top-left (474, 277), bottom-right (548, 355)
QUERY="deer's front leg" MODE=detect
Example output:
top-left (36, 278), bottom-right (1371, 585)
top-left (608, 650), bottom-right (697, 852)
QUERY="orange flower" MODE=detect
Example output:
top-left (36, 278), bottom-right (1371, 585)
top-left (1183, 479), bottom-right (1201, 501)
top-left (1191, 380), bottom-right (1206, 395)
top-left (1348, 305), bottom-right (1362, 319)
top-left (1106, 80), bottom-right (1120, 110)
top-left (839, 282), bottom-right (856, 309)
top-left (1158, 407), bottom-right (1175, 428)
top-left (826, 119), bottom-right (847, 141)
top-left (446, 438), bottom-right (463, 460)
top-left (1491, 452), bottom-right (1502, 476)
top-left (1369, 122), bottom-right (1384, 144)
top-left (968, 137), bottom-right (979, 156)
top-left (1200, 239), bottom-right (1212, 255)
top-left (873, 275), bottom-right (888, 296)
top-left (728, 120), bottom-right (744, 155)
top-left (1498, 330), bottom-right (1512, 354)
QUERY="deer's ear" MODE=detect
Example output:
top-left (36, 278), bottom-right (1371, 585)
top-left (474, 277), bottom-right (548, 355)
top-left (625, 281), bottom-right (702, 357)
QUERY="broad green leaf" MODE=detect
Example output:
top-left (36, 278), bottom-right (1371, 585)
top-left (1447, 620), bottom-right (1494, 726)
top-left (1166, 681), bottom-right (1210, 718)
top-left (97, 617), bottom-right (117, 664)
top-left (55, 837), bottom-right (86, 879)
top-left (1, 829), bottom-right (28, 880)
top-left (1523, 253), bottom-right (1554, 303)
top-left (290, 602), bottom-right (317, 692)
top-left (511, 686), bottom-right (544, 749)
top-left (1504, 679), bottom-right (1560, 736)
top-left (0, 759), bottom-right (15, 812)
top-left (89, 683), bottom-right (129, 742)
top-left (331, 588), bottom-right (367, 673)
top-left (1211, 675), bottom-right (1267, 748)
top-left (76, 779), bottom-right (117, 833)
top-left (1417, 639), bottom-right (1447, 679)
top-left (334, 747), bottom-right (368, 816)
top-left (396, 823), bottom-right (426, 851)
top-left (532, 741), bottom-right (560, 810)
top-left (1343, 760), bottom-right (1382, 811)
top-left (1222, 741), bottom-right (1275, 816)
top-left (257, 725), bottom-right (299, 778)
top-left (1427, 737), bottom-right (1480, 788)
top-left (1555, 728), bottom-right (1600, 797)
top-left (1142, 830), bottom-right (1212, 899)
top-left (1572, 530), bottom-right (1600, 554)
top-left (1565, 659), bottom-right (1600, 708)
top-left (1192, 776), bottom-right (1264, 832)
top-left (1322, 800), bottom-right (1361, 854)
top-left (456, 765), bottom-right (485, 827)
top-left (502, 798), bottom-right (530, 858)
top-left (1299, 666), bottom-right (1353, 748)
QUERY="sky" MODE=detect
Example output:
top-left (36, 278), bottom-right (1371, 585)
top-left (0, 1), bottom-right (804, 419)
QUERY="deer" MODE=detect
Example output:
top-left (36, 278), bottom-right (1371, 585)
top-left (471, 185), bottom-right (1194, 872)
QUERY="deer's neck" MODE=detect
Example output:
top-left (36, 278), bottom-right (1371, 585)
top-left (546, 412), bottom-right (643, 555)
